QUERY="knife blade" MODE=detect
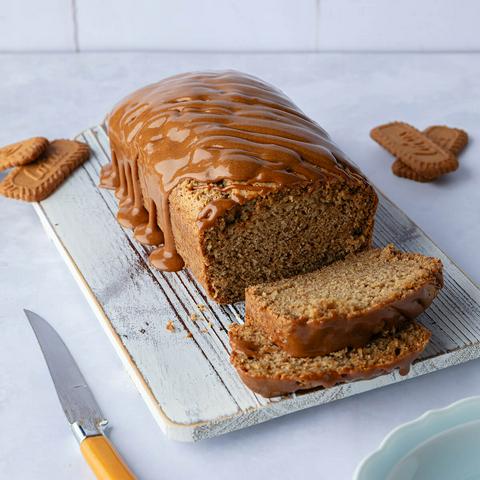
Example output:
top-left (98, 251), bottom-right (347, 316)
top-left (25, 309), bottom-right (136, 480)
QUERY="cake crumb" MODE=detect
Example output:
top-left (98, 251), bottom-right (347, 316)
top-left (197, 303), bottom-right (206, 312)
top-left (185, 332), bottom-right (193, 339)
top-left (189, 313), bottom-right (198, 321)
top-left (166, 320), bottom-right (175, 332)
top-left (207, 321), bottom-right (213, 328)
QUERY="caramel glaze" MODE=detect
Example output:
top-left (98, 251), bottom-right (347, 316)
top-left (100, 70), bottom-right (369, 272)
top-left (246, 281), bottom-right (442, 357)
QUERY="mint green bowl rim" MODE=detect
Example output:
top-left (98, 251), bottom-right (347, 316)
top-left (354, 396), bottom-right (480, 479)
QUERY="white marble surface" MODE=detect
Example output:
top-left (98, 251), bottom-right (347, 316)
top-left (1, 52), bottom-right (479, 480)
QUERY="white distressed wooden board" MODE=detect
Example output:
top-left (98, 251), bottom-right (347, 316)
top-left (33, 125), bottom-right (480, 442)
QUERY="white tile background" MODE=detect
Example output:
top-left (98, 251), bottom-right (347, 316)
top-left (0, 0), bottom-right (479, 52)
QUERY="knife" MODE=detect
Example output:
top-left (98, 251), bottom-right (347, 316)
top-left (24, 309), bottom-right (136, 480)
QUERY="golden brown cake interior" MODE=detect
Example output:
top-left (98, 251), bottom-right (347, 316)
top-left (245, 245), bottom-right (443, 356)
top-left (171, 178), bottom-right (376, 303)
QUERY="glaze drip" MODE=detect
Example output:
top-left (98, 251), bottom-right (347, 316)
top-left (99, 151), bottom-right (119, 189)
top-left (117, 160), bottom-right (149, 229)
top-left (101, 70), bottom-right (368, 272)
top-left (134, 199), bottom-right (164, 246)
top-left (197, 198), bottom-right (238, 232)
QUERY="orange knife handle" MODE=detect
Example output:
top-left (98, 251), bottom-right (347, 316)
top-left (80, 434), bottom-right (136, 480)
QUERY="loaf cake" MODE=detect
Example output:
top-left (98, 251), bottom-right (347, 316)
top-left (245, 245), bottom-right (443, 357)
top-left (229, 321), bottom-right (431, 397)
top-left (101, 71), bottom-right (378, 303)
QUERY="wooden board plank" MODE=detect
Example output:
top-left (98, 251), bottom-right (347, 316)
top-left (34, 125), bottom-right (480, 441)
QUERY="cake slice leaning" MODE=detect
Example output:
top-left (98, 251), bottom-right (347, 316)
top-left (245, 245), bottom-right (443, 357)
top-left (229, 322), bottom-right (431, 398)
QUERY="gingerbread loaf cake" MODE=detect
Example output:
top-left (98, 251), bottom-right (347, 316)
top-left (229, 321), bottom-right (431, 397)
top-left (245, 245), bottom-right (443, 357)
top-left (101, 71), bottom-right (378, 303)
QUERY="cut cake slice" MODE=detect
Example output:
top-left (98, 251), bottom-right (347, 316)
top-left (245, 245), bottom-right (443, 357)
top-left (229, 321), bottom-right (431, 398)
